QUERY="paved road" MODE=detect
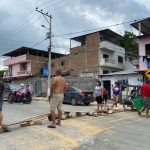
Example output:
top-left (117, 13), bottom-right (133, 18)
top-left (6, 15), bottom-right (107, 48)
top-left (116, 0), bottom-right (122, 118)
top-left (0, 100), bottom-right (150, 150)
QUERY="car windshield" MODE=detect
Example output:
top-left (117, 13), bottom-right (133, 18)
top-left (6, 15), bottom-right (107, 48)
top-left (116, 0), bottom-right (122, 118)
top-left (65, 87), bottom-right (82, 93)
top-left (10, 84), bottom-right (20, 90)
top-left (73, 87), bottom-right (82, 92)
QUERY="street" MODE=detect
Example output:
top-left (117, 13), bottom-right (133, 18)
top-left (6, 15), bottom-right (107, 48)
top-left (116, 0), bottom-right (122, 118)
top-left (0, 100), bottom-right (150, 150)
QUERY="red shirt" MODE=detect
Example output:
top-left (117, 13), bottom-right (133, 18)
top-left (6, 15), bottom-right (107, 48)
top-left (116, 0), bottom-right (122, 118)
top-left (141, 84), bottom-right (150, 97)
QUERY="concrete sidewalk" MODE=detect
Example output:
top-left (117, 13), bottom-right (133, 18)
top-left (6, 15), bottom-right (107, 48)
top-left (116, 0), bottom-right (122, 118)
top-left (32, 96), bottom-right (48, 101)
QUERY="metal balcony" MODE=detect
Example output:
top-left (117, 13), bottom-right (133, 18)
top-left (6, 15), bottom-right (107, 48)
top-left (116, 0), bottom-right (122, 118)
top-left (100, 58), bottom-right (125, 69)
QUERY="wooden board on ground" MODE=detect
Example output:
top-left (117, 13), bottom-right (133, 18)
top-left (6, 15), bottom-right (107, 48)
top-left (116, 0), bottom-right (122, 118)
top-left (4, 113), bottom-right (50, 128)
top-left (0, 126), bottom-right (11, 133)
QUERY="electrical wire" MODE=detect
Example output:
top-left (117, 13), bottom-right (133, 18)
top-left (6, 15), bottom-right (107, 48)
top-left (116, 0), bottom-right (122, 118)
top-left (54, 17), bottom-right (147, 38)
top-left (53, 0), bottom-right (124, 31)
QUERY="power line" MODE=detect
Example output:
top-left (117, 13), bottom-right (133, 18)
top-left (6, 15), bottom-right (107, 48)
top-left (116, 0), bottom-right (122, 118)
top-left (53, 0), bottom-right (124, 31)
top-left (54, 17), bottom-right (147, 38)
top-left (31, 39), bottom-right (47, 48)
top-left (1, 0), bottom-right (57, 40)
top-left (2, 11), bottom-right (36, 39)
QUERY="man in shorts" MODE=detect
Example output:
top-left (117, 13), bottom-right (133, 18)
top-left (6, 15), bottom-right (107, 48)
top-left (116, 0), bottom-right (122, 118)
top-left (138, 79), bottom-right (150, 118)
top-left (0, 81), bottom-right (4, 128)
top-left (93, 81), bottom-right (103, 112)
top-left (47, 69), bottom-right (66, 128)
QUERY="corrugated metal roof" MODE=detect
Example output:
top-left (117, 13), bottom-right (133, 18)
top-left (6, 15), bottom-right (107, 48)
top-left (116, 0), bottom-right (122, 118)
top-left (131, 17), bottom-right (150, 35)
top-left (100, 69), bottom-right (139, 76)
top-left (2, 47), bottom-right (65, 58)
top-left (71, 29), bottom-right (123, 43)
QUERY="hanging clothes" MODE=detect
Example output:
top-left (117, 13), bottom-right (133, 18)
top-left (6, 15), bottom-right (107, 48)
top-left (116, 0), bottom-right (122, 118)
top-left (143, 56), bottom-right (150, 68)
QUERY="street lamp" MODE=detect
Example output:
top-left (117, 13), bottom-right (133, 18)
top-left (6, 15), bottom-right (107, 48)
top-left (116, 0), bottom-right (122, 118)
top-left (36, 8), bottom-right (52, 101)
top-left (41, 25), bottom-right (49, 30)
top-left (41, 24), bottom-right (51, 101)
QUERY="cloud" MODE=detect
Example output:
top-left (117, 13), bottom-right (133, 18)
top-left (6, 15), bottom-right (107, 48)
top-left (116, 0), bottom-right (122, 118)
top-left (0, 0), bottom-right (149, 59)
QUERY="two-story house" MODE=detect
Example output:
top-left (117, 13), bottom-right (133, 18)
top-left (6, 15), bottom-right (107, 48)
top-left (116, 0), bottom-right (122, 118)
top-left (51, 29), bottom-right (125, 78)
top-left (3, 47), bottom-right (64, 79)
top-left (3, 47), bottom-right (65, 96)
top-left (131, 17), bottom-right (150, 80)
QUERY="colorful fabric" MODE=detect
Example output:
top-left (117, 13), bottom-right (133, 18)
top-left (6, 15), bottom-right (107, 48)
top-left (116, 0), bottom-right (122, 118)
top-left (113, 87), bottom-right (120, 96)
top-left (141, 84), bottom-right (150, 97)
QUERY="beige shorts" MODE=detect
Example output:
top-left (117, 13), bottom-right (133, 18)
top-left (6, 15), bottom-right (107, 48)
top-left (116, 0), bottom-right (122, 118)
top-left (50, 93), bottom-right (64, 112)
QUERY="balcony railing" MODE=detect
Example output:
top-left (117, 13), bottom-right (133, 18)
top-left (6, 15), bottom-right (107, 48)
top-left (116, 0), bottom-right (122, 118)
top-left (100, 58), bottom-right (125, 69)
top-left (100, 41), bottom-right (125, 53)
top-left (3, 54), bottom-right (27, 66)
top-left (17, 70), bottom-right (31, 76)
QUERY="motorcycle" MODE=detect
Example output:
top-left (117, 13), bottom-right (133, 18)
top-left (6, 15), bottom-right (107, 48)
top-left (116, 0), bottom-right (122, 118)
top-left (8, 89), bottom-right (32, 104)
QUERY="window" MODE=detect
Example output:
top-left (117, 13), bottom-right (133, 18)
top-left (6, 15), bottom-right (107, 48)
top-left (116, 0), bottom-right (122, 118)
top-left (61, 61), bottom-right (65, 66)
top-left (118, 56), bottom-right (123, 64)
top-left (103, 70), bottom-right (109, 74)
top-left (103, 54), bottom-right (109, 58)
top-left (145, 44), bottom-right (150, 55)
top-left (20, 63), bottom-right (27, 71)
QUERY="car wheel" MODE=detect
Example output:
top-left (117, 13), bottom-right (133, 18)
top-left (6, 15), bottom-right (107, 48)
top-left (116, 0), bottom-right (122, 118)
top-left (71, 98), bottom-right (77, 105)
top-left (84, 102), bottom-right (90, 106)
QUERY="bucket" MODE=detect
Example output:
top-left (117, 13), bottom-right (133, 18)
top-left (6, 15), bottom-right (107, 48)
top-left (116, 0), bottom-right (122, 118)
top-left (133, 95), bottom-right (144, 110)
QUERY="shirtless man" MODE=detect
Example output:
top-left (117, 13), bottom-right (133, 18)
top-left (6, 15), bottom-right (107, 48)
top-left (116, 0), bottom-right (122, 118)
top-left (47, 69), bottom-right (66, 128)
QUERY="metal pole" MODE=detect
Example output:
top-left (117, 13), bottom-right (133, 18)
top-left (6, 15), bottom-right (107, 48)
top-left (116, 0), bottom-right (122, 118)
top-left (35, 8), bottom-right (52, 101)
top-left (48, 15), bottom-right (52, 101)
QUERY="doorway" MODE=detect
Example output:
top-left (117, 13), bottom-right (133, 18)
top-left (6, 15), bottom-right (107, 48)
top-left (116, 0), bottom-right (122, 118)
top-left (103, 80), bottom-right (111, 99)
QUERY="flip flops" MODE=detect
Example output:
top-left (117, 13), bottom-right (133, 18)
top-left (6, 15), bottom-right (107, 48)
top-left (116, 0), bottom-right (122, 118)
top-left (47, 125), bottom-right (56, 128)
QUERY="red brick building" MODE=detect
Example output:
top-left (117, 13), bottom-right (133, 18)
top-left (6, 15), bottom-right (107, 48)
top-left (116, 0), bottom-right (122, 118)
top-left (52, 29), bottom-right (125, 78)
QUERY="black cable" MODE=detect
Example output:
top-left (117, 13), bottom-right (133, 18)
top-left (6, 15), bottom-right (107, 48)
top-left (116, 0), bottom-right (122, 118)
top-left (54, 17), bottom-right (147, 38)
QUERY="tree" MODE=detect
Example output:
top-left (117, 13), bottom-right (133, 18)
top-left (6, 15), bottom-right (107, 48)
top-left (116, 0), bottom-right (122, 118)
top-left (121, 31), bottom-right (138, 55)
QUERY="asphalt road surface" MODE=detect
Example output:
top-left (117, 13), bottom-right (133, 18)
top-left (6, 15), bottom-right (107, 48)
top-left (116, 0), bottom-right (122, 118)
top-left (0, 100), bottom-right (150, 150)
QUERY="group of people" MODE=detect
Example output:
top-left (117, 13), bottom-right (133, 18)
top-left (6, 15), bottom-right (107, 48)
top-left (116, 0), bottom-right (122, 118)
top-left (93, 80), bottom-right (120, 112)
top-left (19, 83), bottom-right (32, 103)
top-left (1, 69), bottom-right (150, 130)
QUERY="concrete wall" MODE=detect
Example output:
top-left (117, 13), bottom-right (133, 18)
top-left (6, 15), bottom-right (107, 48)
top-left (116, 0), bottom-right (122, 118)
top-left (101, 73), bottom-right (143, 98)
top-left (4, 54), bottom-right (48, 78)
top-left (12, 76), bottom-right (48, 96)
top-left (51, 32), bottom-right (100, 77)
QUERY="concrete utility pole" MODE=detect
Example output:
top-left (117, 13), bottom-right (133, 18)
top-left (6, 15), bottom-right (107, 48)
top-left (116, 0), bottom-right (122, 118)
top-left (36, 8), bottom-right (52, 101)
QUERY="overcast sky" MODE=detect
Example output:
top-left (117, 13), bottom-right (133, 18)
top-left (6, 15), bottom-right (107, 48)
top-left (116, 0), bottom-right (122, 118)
top-left (0, 0), bottom-right (150, 62)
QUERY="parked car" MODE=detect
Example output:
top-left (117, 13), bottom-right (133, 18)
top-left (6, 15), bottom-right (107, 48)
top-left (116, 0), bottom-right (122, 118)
top-left (64, 86), bottom-right (94, 105)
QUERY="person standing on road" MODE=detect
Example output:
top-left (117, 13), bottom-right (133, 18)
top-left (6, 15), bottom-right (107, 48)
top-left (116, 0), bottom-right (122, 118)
top-left (20, 83), bottom-right (26, 104)
top-left (47, 69), bottom-right (66, 128)
top-left (138, 79), bottom-right (150, 118)
top-left (93, 81), bottom-right (103, 112)
top-left (0, 81), bottom-right (5, 128)
top-left (103, 87), bottom-right (108, 106)
top-left (111, 82), bottom-right (120, 109)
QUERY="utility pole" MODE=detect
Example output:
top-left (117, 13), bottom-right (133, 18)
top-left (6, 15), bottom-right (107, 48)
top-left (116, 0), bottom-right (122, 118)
top-left (36, 8), bottom-right (52, 101)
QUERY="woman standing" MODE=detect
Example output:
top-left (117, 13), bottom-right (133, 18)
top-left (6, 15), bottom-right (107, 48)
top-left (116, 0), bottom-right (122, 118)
top-left (103, 87), bottom-right (108, 106)
top-left (111, 82), bottom-right (120, 109)
top-left (93, 81), bottom-right (103, 111)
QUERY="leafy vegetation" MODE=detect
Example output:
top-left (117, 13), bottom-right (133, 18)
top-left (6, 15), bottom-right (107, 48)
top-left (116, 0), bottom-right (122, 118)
top-left (121, 31), bottom-right (138, 55)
